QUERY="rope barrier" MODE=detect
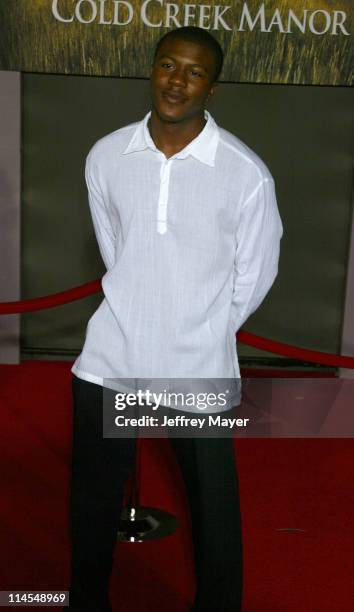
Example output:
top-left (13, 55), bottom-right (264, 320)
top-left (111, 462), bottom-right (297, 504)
top-left (0, 279), bottom-right (102, 314)
top-left (1, 279), bottom-right (353, 369)
top-left (237, 331), bottom-right (354, 369)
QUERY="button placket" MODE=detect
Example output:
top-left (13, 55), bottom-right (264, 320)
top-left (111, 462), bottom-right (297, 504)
top-left (157, 159), bottom-right (172, 235)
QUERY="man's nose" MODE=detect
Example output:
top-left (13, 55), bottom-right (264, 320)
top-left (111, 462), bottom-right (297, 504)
top-left (168, 68), bottom-right (186, 87)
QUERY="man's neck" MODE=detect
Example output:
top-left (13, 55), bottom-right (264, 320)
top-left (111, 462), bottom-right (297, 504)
top-left (149, 109), bottom-right (206, 159)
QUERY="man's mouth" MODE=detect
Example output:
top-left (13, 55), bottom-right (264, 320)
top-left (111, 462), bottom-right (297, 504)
top-left (162, 91), bottom-right (187, 104)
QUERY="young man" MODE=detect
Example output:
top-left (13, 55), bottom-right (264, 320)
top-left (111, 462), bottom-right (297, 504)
top-left (68, 26), bottom-right (283, 612)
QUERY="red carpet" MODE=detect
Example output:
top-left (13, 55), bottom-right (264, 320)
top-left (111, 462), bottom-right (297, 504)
top-left (0, 361), bottom-right (353, 611)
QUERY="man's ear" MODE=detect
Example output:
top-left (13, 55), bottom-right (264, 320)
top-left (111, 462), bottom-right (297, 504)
top-left (207, 82), bottom-right (218, 102)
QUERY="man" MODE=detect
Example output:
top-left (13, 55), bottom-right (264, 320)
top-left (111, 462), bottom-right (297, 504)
top-left (68, 26), bottom-right (283, 612)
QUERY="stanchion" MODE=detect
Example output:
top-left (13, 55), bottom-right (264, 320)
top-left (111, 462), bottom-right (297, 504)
top-left (117, 436), bottom-right (179, 542)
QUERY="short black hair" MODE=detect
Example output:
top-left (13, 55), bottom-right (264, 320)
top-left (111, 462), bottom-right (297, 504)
top-left (153, 26), bottom-right (224, 82)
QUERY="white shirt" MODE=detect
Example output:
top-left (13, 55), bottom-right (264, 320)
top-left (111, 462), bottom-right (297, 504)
top-left (71, 111), bottom-right (283, 411)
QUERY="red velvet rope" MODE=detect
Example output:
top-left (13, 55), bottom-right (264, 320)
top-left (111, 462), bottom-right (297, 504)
top-left (0, 280), bottom-right (102, 314)
top-left (1, 279), bottom-right (353, 369)
top-left (237, 331), bottom-right (354, 369)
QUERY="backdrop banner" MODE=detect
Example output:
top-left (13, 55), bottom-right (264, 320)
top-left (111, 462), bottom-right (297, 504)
top-left (0, 1), bottom-right (352, 84)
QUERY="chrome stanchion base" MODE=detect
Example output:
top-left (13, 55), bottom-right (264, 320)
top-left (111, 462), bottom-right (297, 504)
top-left (117, 506), bottom-right (179, 542)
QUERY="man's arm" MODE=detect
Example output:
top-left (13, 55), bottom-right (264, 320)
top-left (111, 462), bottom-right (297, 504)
top-left (85, 151), bottom-right (116, 271)
top-left (230, 177), bottom-right (283, 333)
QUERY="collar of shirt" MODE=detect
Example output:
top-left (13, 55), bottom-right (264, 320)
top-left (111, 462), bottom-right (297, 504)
top-left (122, 110), bottom-right (219, 167)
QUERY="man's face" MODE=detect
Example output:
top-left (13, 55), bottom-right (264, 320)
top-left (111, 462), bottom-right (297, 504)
top-left (151, 38), bottom-right (217, 124)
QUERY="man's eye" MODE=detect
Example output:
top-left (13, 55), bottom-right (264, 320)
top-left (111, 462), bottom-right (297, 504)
top-left (161, 63), bottom-right (173, 69)
top-left (190, 70), bottom-right (203, 77)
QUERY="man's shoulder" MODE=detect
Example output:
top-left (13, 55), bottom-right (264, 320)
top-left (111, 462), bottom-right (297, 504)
top-left (217, 125), bottom-right (273, 182)
top-left (86, 120), bottom-right (139, 163)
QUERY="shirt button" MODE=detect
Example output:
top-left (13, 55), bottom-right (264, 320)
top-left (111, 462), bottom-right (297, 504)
top-left (157, 221), bottom-right (167, 235)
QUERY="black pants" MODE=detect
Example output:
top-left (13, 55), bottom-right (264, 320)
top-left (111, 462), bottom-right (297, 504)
top-left (67, 375), bottom-right (243, 611)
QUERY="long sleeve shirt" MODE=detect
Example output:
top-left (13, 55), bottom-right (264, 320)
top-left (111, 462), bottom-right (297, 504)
top-left (71, 111), bottom-right (283, 412)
